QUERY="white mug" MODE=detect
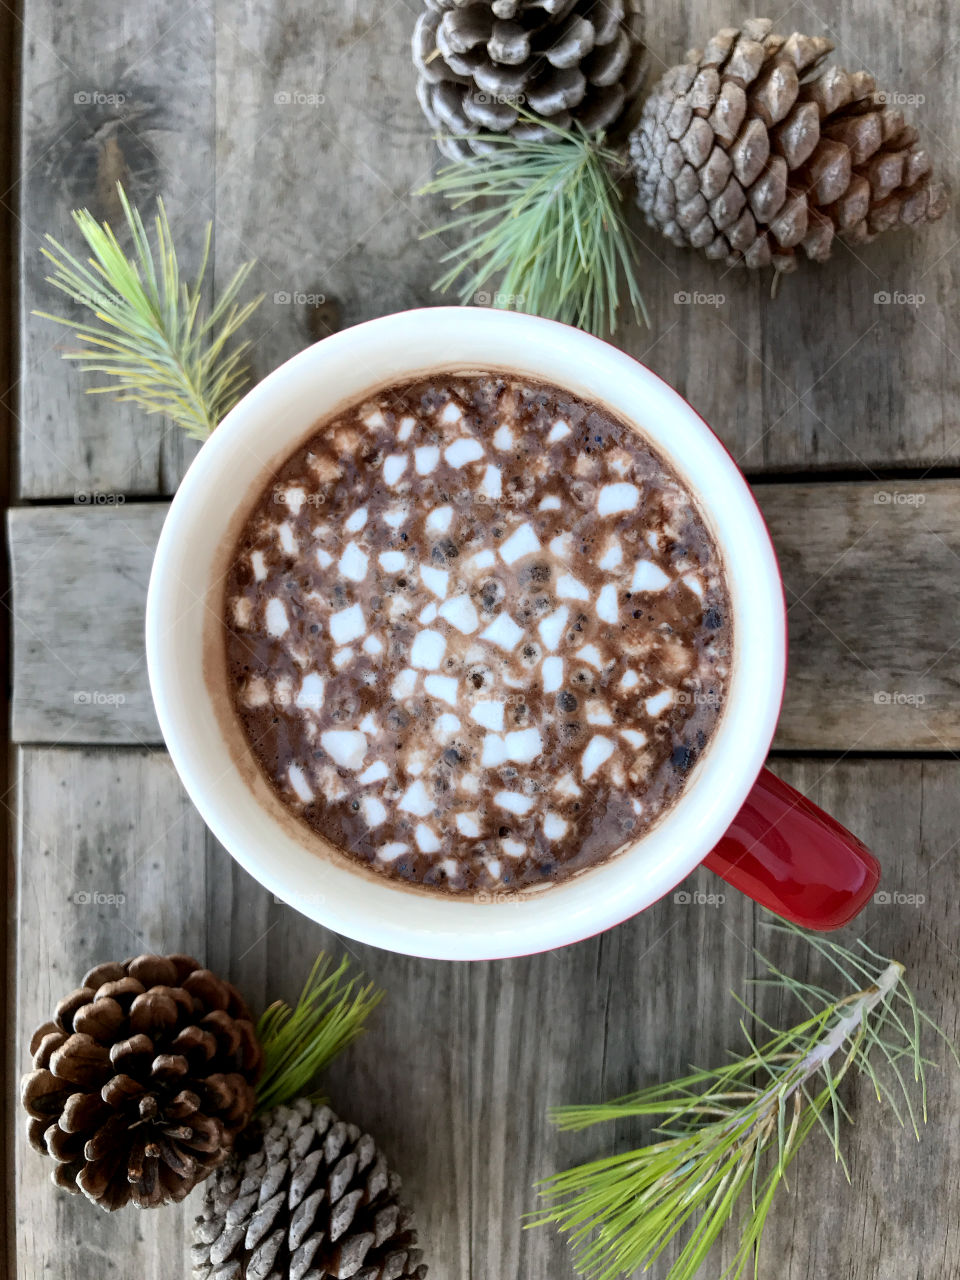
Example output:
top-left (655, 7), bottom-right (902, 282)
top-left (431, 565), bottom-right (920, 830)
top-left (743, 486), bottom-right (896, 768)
top-left (146, 308), bottom-right (878, 961)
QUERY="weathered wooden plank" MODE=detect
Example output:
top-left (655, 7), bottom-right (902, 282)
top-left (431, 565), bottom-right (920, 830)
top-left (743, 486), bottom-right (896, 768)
top-left (13, 746), bottom-right (753, 1279)
top-left (18, 0), bottom-right (214, 498)
top-left (10, 479), bottom-right (960, 749)
top-left (14, 747), bottom-right (208, 1280)
top-left (16, 752), bottom-right (960, 1277)
top-left (758, 758), bottom-right (960, 1280)
top-left (8, 504), bottom-right (167, 744)
top-left (19, 3), bottom-right (960, 498)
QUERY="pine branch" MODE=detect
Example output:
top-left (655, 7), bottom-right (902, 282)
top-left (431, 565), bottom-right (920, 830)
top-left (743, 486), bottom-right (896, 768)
top-left (254, 953), bottom-right (384, 1116)
top-left (35, 183), bottom-right (263, 440)
top-left (418, 117), bottom-right (647, 337)
top-left (530, 919), bottom-right (958, 1280)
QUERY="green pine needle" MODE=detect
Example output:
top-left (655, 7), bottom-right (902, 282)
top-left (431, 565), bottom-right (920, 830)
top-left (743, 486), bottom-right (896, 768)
top-left (418, 118), bottom-right (647, 337)
top-left (35, 183), bottom-right (263, 440)
top-left (254, 953), bottom-right (383, 1116)
top-left (530, 919), bottom-right (958, 1280)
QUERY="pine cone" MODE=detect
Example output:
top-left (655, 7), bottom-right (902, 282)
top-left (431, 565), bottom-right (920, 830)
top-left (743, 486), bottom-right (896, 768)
top-left (413, 0), bottom-right (646, 160)
top-left (21, 954), bottom-right (261, 1210)
top-left (192, 1098), bottom-right (427, 1280)
top-left (629, 17), bottom-right (948, 273)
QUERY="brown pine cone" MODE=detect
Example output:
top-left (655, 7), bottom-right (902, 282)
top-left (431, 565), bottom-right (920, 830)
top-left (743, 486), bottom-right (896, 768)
top-left (413, 0), bottom-right (646, 160)
top-left (192, 1098), bottom-right (427, 1280)
top-left (629, 17), bottom-right (948, 273)
top-left (21, 954), bottom-right (262, 1210)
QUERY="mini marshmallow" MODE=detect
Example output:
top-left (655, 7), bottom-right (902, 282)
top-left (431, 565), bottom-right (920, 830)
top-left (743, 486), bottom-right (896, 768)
top-left (683, 573), bottom-right (704, 599)
top-left (445, 438), bottom-right (485, 468)
top-left (586, 701), bottom-right (613, 726)
top-left (265, 598), bottom-right (289, 637)
top-left (295, 672), bottom-right (325, 711)
top-left (277, 522), bottom-right (297, 555)
top-left (557, 572), bottom-right (590, 601)
top-left (362, 409), bottom-right (386, 429)
top-left (338, 541), bottom-right (368, 582)
top-left (645, 689), bottom-right (674, 716)
top-left (598, 482), bottom-right (639, 516)
top-left (251, 551), bottom-right (267, 582)
top-left (415, 823), bottom-right (441, 852)
top-left (332, 647), bottom-right (354, 669)
top-left (576, 644), bottom-right (603, 669)
top-left (631, 560), bottom-right (671, 592)
top-left (345, 507), bottom-right (368, 533)
top-left (504, 728), bottom-right (542, 763)
top-left (542, 656), bottom-right (563, 693)
top-left (426, 505), bottom-right (453, 534)
top-left (288, 764), bottom-right (314, 803)
top-left (582, 734), bottom-right (615, 780)
top-left (439, 400), bottom-right (462, 424)
top-left (481, 464), bottom-right (502, 500)
top-left (397, 415), bottom-right (416, 442)
top-left (466, 549), bottom-right (496, 573)
top-left (379, 842), bottom-right (409, 863)
top-left (391, 668), bottom-right (418, 699)
top-left (315, 547), bottom-right (333, 569)
top-left (361, 796), bottom-right (387, 827)
top-left (456, 812), bottom-right (481, 838)
top-left (538, 496), bottom-right (561, 512)
top-left (329, 603), bottom-right (365, 646)
top-left (492, 423), bottom-right (514, 450)
top-left (542, 811), bottom-right (569, 841)
top-left (501, 838), bottom-right (526, 858)
top-left (597, 583), bottom-right (619, 624)
top-left (481, 735), bottom-right (507, 767)
top-left (438, 595), bottom-right (480, 635)
top-left (621, 728), bottom-right (648, 749)
top-left (321, 730), bottom-right (368, 770)
top-left (424, 673), bottom-right (458, 706)
top-left (398, 779), bottom-right (434, 818)
top-left (598, 539), bottom-right (623, 570)
top-left (359, 713), bottom-right (378, 735)
top-left (283, 487), bottom-right (307, 516)
top-left (379, 551), bottom-right (406, 573)
top-left (499, 522), bottom-right (541, 565)
top-left (554, 772), bottom-right (582, 799)
top-left (383, 454), bottom-right (407, 486)
top-left (415, 445), bottom-right (439, 475)
top-left (547, 420), bottom-right (571, 443)
top-left (549, 533), bottom-right (573, 560)
top-left (470, 700), bottom-right (505, 731)
top-left (480, 613), bottom-right (524, 651)
top-left (538, 605), bottom-right (569, 651)
top-left (495, 790), bottom-right (534, 815)
top-left (383, 507), bottom-right (407, 529)
top-left (418, 602), bottom-right (438, 625)
top-left (436, 712), bottom-right (461, 736)
top-left (420, 564), bottom-right (449, 599)
top-left (358, 760), bottom-right (390, 785)
top-left (620, 669), bottom-right (639, 690)
top-left (362, 634), bottom-right (384, 656)
top-left (233, 598), bottom-right (253, 628)
top-left (410, 629), bottom-right (447, 670)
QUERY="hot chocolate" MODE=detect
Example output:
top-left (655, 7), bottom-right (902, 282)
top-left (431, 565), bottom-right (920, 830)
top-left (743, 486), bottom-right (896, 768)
top-left (223, 374), bottom-right (731, 894)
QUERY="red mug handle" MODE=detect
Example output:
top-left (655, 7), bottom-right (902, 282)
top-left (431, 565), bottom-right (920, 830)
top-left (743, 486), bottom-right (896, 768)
top-left (702, 767), bottom-right (880, 930)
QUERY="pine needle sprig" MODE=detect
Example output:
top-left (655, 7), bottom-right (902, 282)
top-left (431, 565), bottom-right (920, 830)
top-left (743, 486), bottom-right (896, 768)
top-left (530, 920), bottom-right (957, 1280)
top-left (254, 953), bottom-right (383, 1116)
top-left (35, 183), bottom-right (263, 440)
top-left (418, 117), bottom-right (646, 337)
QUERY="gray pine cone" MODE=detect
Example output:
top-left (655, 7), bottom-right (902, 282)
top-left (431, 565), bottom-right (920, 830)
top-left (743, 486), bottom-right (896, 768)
top-left (629, 17), bottom-right (948, 273)
top-left (191, 1098), bottom-right (427, 1280)
top-left (413, 0), bottom-right (646, 160)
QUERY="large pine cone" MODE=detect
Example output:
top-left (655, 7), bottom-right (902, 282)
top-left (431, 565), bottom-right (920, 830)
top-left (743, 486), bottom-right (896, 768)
top-left (21, 954), bottom-right (261, 1210)
top-left (629, 17), bottom-right (948, 273)
top-left (414, 0), bottom-right (646, 160)
top-left (192, 1098), bottom-right (427, 1280)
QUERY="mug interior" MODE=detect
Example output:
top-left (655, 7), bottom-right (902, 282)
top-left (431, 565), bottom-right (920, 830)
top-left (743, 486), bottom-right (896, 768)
top-left (146, 308), bottom-right (786, 960)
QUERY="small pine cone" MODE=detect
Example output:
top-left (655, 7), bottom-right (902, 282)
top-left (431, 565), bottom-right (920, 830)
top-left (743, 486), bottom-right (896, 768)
top-left (413, 0), bottom-right (646, 160)
top-left (20, 954), bottom-right (261, 1211)
top-left (629, 17), bottom-right (948, 273)
top-left (192, 1097), bottom-right (428, 1280)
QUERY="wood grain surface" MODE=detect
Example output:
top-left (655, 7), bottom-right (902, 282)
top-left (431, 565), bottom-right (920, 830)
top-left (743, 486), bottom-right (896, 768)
top-left (16, 1), bottom-right (960, 498)
top-left (13, 750), bottom-right (959, 1279)
top-left (10, 479), bottom-right (960, 750)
